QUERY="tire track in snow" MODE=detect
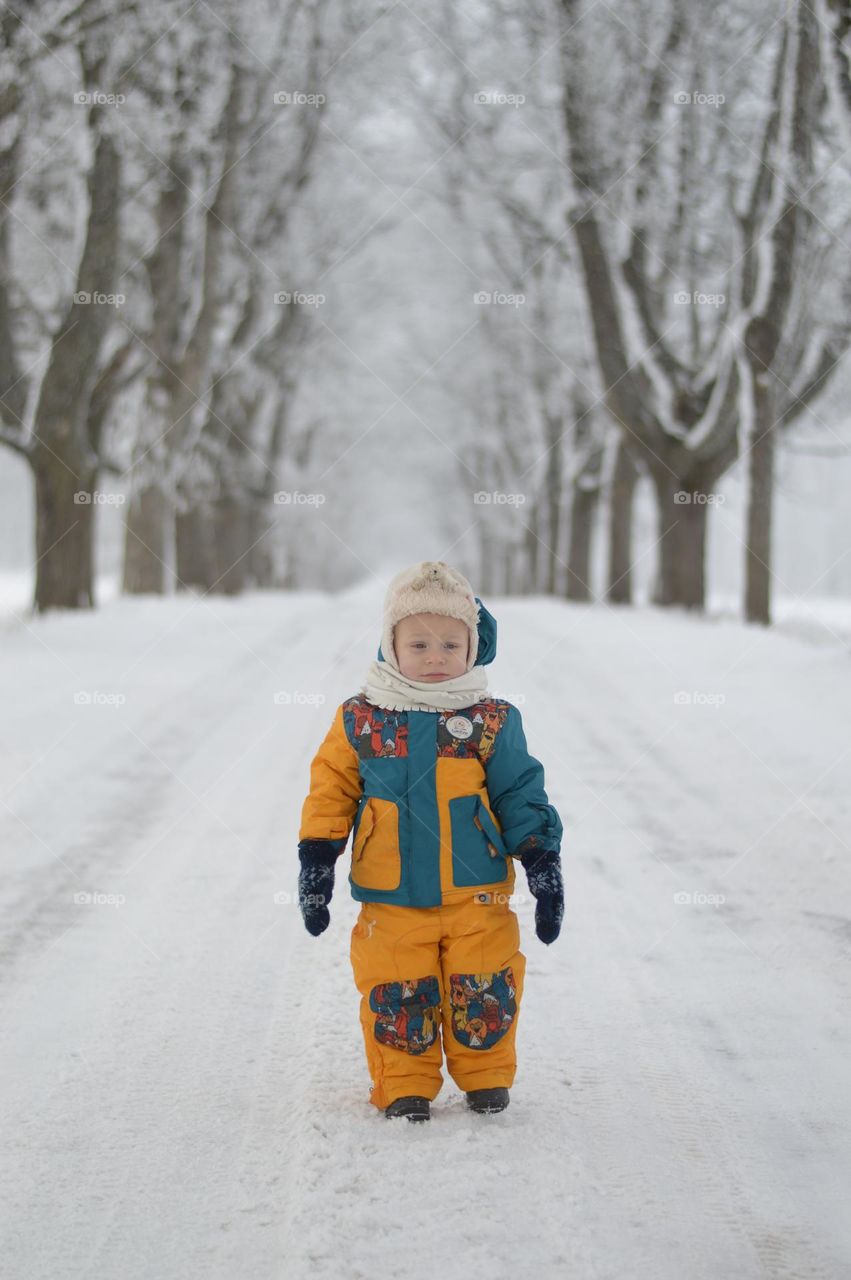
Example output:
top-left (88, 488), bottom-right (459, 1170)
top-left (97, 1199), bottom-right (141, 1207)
top-left (517, 611), bottom-right (848, 1279)
top-left (0, 600), bottom-right (325, 984)
top-left (1, 595), bottom-right (363, 1278)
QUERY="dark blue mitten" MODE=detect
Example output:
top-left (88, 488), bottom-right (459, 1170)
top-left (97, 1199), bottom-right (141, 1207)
top-left (298, 840), bottom-right (339, 937)
top-left (517, 847), bottom-right (564, 944)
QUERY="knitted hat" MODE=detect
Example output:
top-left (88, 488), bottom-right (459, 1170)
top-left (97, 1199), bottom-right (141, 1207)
top-left (381, 561), bottom-right (481, 673)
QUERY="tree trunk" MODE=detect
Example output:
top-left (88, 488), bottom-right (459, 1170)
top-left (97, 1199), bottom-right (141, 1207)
top-left (566, 483), bottom-right (597, 601)
top-left (523, 503), bottom-right (540, 593)
top-left (503, 548), bottom-right (515, 596)
top-left (650, 471), bottom-right (709, 609)
top-left (280, 547), bottom-right (297, 590)
top-left (478, 523), bottom-right (496, 596)
top-left (544, 485), bottom-right (564, 595)
top-left (744, 385), bottom-right (776, 625)
top-left (606, 440), bottom-right (640, 603)
top-left (24, 125), bottom-right (120, 612)
top-left (211, 496), bottom-right (252, 595)
top-left (246, 502), bottom-right (278, 587)
top-left (175, 507), bottom-right (217, 591)
top-left (32, 454), bottom-right (97, 611)
top-left (543, 415), bottom-right (564, 596)
top-left (123, 487), bottom-right (170, 594)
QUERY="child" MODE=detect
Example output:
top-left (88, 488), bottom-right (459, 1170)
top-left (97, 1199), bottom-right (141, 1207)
top-left (297, 560), bottom-right (564, 1122)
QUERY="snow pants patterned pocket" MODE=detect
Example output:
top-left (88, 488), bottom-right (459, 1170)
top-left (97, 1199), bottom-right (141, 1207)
top-left (369, 976), bottom-right (441, 1055)
top-left (349, 895), bottom-right (526, 1110)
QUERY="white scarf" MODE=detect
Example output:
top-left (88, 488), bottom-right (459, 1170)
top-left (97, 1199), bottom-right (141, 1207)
top-left (360, 659), bottom-right (489, 713)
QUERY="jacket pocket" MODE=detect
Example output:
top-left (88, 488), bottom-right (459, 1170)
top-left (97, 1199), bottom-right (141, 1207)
top-left (449, 794), bottom-right (508, 887)
top-left (351, 796), bottom-right (402, 891)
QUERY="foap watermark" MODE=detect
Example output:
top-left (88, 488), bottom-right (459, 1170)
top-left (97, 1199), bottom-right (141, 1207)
top-left (273, 690), bottom-right (326, 706)
top-left (673, 890), bottom-right (726, 908)
top-left (272, 90), bottom-right (326, 107)
top-left (673, 90), bottom-right (725, 109)
top-left (473, 290), bottom-right (525, 308)
top-left (273, 290), bottom-right (325, 308)
top-left (473, 90), bottom-right (526, 108)
top-left (274, 890), bottom-right (325, 905)
top-left (74, 890), bottom-right (127, 906)
top-left (473, 891), bottom-right (526, 905)
top-left (74, 291), bottom-right (125, 308)
top-left (73, 490), bottom-right (125, 506)
top-left (473, 490), bottom-right (526, 506)
top-left (273, 490), bottom-right (325, 506)
top-left (673, 691), bottom-right (726, 707)
top-left (673, 490), bottom-right (725, 505)
top-left (74, 690), bottom-right (126, 706)
top-left (673, 290), bottom-right (725, 308)
top-left (74, 90), bottom-right (126, 107)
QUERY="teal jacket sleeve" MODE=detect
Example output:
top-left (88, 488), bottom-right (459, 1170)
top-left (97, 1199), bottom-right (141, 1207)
top-left (484, 704), bottom-right (563, 858)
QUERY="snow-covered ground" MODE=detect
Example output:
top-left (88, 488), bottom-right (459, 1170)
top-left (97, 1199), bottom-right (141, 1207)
top-left (1, 584), bottom-right (850, 1279)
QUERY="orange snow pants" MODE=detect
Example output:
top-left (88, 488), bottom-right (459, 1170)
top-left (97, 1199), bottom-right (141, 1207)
top-left (349, 893), bottom-right (526, 1110)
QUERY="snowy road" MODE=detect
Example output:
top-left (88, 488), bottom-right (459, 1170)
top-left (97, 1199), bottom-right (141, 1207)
top-left (1, 586), bottom-right (849, 1279)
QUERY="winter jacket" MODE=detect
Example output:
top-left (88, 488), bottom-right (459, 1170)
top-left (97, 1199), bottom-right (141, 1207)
top-left (298, 605), bottom-right (563, 908)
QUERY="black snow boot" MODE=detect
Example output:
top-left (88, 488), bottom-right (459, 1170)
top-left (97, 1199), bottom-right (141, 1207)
top-left (466, 1087), bottom-right (510, 1114)
top-left (385, 1095), bottom-right (430, 1122)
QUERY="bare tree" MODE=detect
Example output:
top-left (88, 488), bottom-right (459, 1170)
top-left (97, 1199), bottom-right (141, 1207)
top-left (0, 11), bottom-right (131, 610)
top-left (400, 11), bottom-right (581, 598)
top-left (555, 0), bottom-right (851, 618)
top-left (121, 41), bottom-right (249, 594)
top-left (738, 4), bottom-right (845, 622)
top-left (120, 0), bottom-right (399, 597)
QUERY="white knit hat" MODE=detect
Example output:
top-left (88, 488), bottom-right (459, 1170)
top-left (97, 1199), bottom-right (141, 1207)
top-left (381, 561), bottom-right (481, 672)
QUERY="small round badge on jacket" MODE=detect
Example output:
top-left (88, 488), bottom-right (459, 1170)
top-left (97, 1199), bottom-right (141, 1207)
top-left (445, 715), bottom-right (474, 739)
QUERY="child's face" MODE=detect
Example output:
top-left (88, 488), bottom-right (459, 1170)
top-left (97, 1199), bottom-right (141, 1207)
top-left (393, 612), bottom-right (470, 681)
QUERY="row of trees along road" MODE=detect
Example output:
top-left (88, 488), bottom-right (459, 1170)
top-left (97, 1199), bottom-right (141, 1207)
top-left (0, 0), bottom-right (388, 609)
top-left (1, 0), bottom-right (850, 624)
top-left (406, 0), bottom-right (851, 623)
